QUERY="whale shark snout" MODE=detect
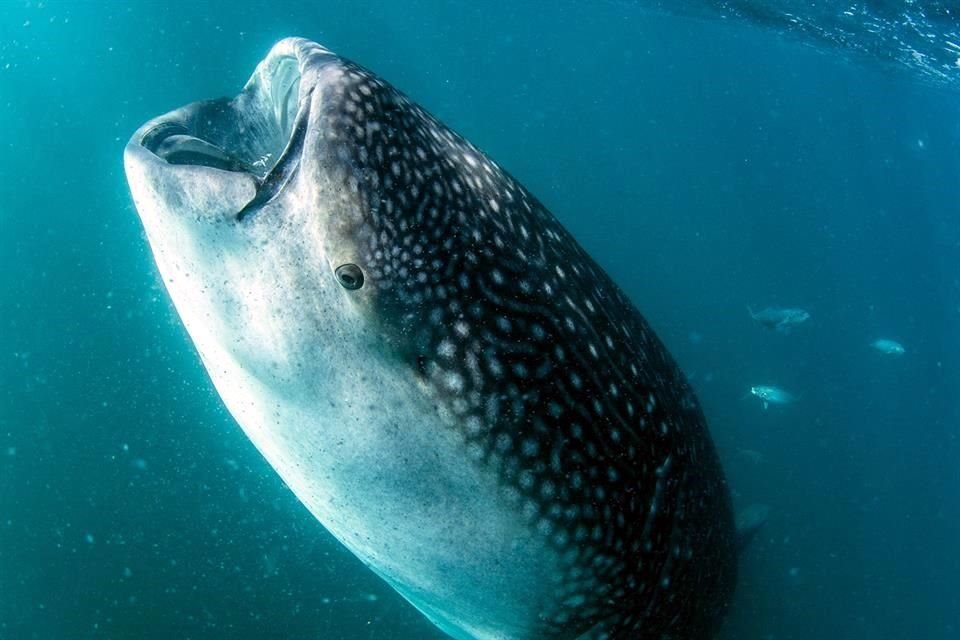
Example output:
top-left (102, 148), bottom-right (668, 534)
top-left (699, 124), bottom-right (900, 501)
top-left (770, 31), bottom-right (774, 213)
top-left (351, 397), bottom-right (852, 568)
top-left (124, 39), bottom-right (325, 227)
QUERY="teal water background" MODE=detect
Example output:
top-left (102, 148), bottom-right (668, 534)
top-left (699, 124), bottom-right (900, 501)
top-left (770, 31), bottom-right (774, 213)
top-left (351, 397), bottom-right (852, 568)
top-left (1, 2), bottom-right (958, 639)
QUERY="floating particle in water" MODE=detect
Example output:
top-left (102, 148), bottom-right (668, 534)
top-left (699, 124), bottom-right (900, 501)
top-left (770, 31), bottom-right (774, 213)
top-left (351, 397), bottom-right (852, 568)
top-left (132, 458), bottom-right (147, 470)
top-left (84, 533), bottom-right (95, 544)
top-left (5, 447), bottom-right (14, 457)
top-left (123, 567), bottom-right (132, 578)
top-left (787, 567), bottom-right (800, 578)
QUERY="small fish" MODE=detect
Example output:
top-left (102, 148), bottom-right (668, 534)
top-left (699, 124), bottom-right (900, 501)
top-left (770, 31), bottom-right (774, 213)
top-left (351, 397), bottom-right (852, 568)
top-left (870, 338), bottom-right (905, 356)
top-left (749, 385), bottom-right (796, 410)
top-left (748, 306), bottom-right (810, 334)
top-left (736, 448), bottom-right (765, 465)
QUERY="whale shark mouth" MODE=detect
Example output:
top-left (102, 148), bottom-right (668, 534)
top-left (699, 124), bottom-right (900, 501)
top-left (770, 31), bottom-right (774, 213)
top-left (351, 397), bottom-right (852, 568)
top-left (126, 39), bottom-right (328, 221)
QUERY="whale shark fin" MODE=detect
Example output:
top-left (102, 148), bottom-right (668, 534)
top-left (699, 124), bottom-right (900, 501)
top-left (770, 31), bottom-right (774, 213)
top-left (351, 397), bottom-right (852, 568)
top-left (735, 503), bottom-right (770, 553)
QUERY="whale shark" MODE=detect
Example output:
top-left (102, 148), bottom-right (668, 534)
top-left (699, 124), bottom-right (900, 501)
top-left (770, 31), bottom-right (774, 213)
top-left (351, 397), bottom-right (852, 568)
top-left (124, 38), bottom-right (737, 640)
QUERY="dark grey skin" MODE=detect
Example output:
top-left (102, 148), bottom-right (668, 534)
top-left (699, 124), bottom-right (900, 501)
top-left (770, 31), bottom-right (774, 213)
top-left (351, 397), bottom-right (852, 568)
top-left (125, 38), bottom-right (737, 640)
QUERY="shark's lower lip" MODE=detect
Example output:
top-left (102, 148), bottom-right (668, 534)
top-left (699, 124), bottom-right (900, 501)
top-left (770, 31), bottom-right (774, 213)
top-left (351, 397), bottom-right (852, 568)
top-left (137, 99), bottom-right (257, 175)
top-left (123, 141), bottom-right (258, 225)
top-left (149, 132), bottom-right (254, 175)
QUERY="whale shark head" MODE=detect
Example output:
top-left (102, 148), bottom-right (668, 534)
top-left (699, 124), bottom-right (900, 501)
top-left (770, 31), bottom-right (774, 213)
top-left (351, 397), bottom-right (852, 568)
top-left (125, 39), bottom-right (381, 394)
top-left (126, 37), bottom-right (736, 640)
top-left (124, 37), bottom-right (514, 413)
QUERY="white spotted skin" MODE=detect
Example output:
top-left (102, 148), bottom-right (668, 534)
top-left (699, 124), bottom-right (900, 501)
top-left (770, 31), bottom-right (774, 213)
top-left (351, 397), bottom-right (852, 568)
top-left (125, 38), bottom-right (736, 640)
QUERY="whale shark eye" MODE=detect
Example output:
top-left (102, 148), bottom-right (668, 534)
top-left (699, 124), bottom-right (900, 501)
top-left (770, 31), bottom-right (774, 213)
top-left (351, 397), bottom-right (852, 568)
top-left (335, 263), bottom-right (364, 290)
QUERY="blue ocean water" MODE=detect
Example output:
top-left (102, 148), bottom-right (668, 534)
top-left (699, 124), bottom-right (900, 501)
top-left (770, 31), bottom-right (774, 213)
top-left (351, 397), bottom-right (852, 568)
top-left (1, 1), bottom-right (958, 639)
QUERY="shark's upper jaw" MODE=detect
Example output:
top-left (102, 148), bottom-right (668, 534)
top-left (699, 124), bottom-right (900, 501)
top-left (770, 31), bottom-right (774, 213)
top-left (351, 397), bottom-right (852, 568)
top-left (124, 38), bottom-right (333, 226)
